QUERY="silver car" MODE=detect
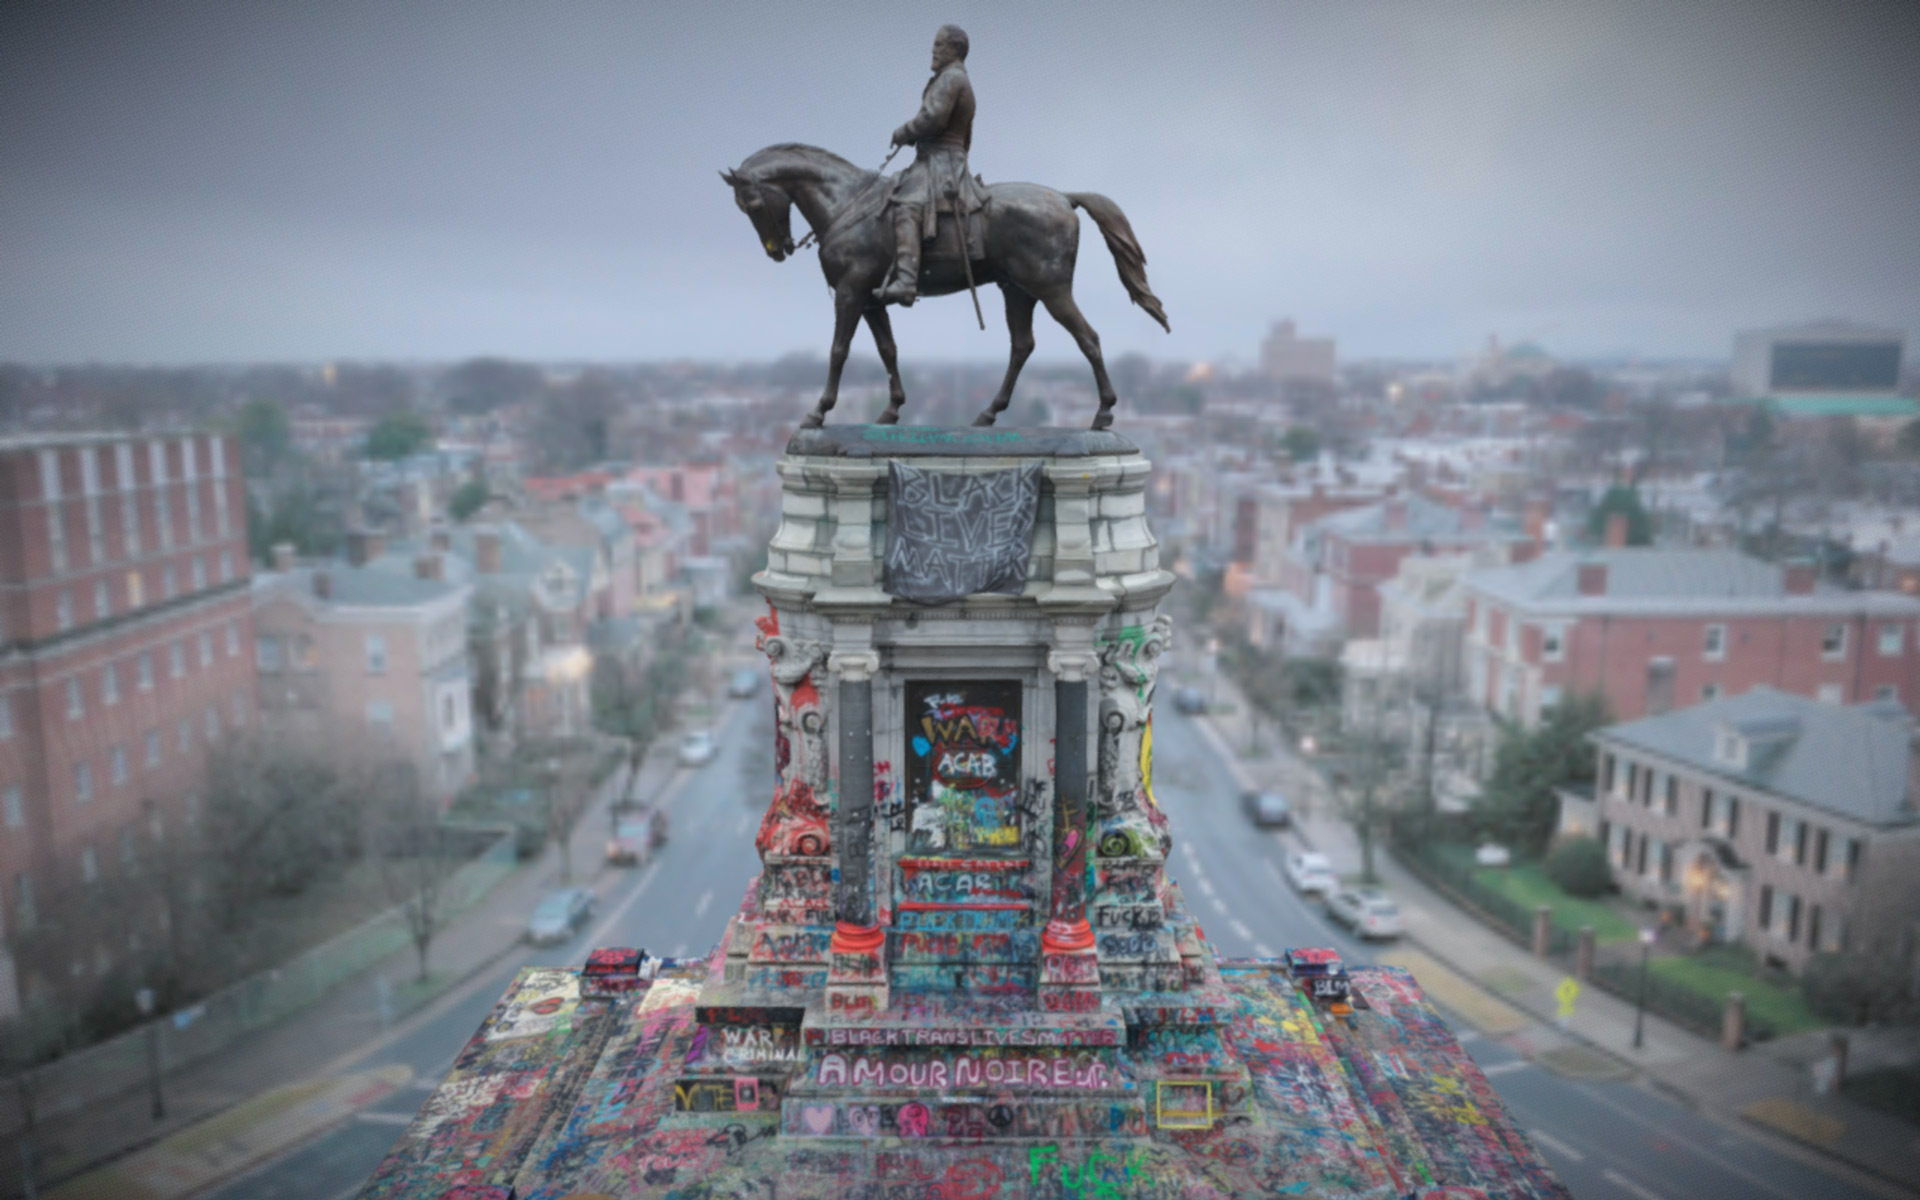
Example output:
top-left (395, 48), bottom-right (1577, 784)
top-left (1325, 888), bottom-right (1405, 940)
top-left (526, 887), bottom-right (595, 946)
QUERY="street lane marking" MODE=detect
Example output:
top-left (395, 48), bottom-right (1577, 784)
top-left (1528, 1129), bottom-right (1586, 1162)
top-left (1480, 1060), bottom-right (1531, 1076)
top-left (1229, 918), bottom-right (1253, 941)
top-left (694, 889), bottom-right (714, 918)
top-left (356, 1111), bottom-right (415, 1126)
top-left (1573, 1083), bottom-right (1805, 1200)
top-left (1603, 1168), bottom-right (1669, 1200)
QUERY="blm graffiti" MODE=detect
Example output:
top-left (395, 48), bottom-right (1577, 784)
top-left (905, 681), bottom-right (1022, 855)
top-left (883, 460), bottom-right (1042, 604)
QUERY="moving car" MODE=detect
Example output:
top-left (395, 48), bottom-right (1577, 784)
top-left (728, 667), bottom-right (761, 699)
top-left (526, 887), bottom-right (595, 946)
top-left (605, 807), bottom-right (667, 866)
top-left (1325, 888), bottom-right (1405, 940)
top-left (1171, 686), bottom-right (1208, 715)
top-left (678, 729), bottom-right (718, 767)
top-left (1284, 850), bottom-right (1338, 895)
top-left (1240, 789), bottom-right (1292, 828)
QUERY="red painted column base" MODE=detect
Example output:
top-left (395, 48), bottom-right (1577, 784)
top-left (1041, 917), bottom-right (1095, 953)
top-left (830, 921), bottom-right (886, 954)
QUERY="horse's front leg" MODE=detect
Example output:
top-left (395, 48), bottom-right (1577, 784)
top-left (864, 304), bottom-right (907, 424)
top-left (802, 287), bottom-right (867, 429)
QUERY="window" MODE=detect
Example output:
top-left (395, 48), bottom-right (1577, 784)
top-left (1879, 622), bottom-right (1904, 656)
top-left (2, 786), bottom-right (23, 829)
top-left (1541, 626), bottom-right (1564, 662)
top-left (230, 693), bottom-right (246, 727)
top-left (198, 631), bottom-right (213, 667)
top-left (1825, 911), bottom-right (1848, 953)
top-left (94, 579), bottom-right (110, 621)
top-left (102, 664), bottom-right (119, 705)
top-left (56, 591), bottom-right (73, 632)
top-left (1785, 894), bottom-right (1802, 942)
top-left (1609, 823), bottom-right (1629, 867)
top-left (74, 761), bottom-right (92, 802)
top-left (1709, 792), bottom-right (1738, 838)
top-left (1657, 840), bottom-right (1672, 883)
top-left (1817, 683), bottom-right (1843, 704)
top-left (1640, 766), bottom-right (1656, 807)
top-left (1635, 835), bottom-right (1648, 876)
top-left (1758, 884), bottom-right (1774, 931)
top-left (109, 744), bottom-right (127, 785)
top-left (144, 729), bottom-right (161, 767)
top-left (1841, 837), bottom-right (1863, 880)
top-left (14, 875), bottom-right (35, 932)
top-left (1822, 623), bottom-right (1847, 659)
top-left (220, 550), bottom-right (234, 583)
top-left (65, 678), bottom-right (83, 719)
top-left (137, 652), bottom-right (154, 690)
top-left (204, 705), bottom-right (220, 741)
top-left (1701, 683), bottom-right (1721, 702)
top-left (1875, 684), bottom-right (1898, 703)
top-left (126, 569), bottom-right (144, 608)
top-left (365, 634), bottom-right (387, 675)
top-left (1539, 684), bottom-right (1562, 714)
top-left (1703, 623), bottom-right (1726, 660)
top-left (1664, 774), bottom-right (1679, 816)
top-left (1809, 905), bottom-right (1823, 953)
top-left (367, 700), bottom-right (395, 732)
top-left (226, 621), bottom-right (239, 656)
top-left (191, 556), bottom-right (206, 590)
top-left (79, 846), bottom-right (98, 885)
top-left (118, 827), bottom-right (136, 870)
top-left (0, 696), bottom-right (12, 740)
top-left (170, 641), bottom-right (185, 677)
top-left (442, 692), bottom-right (456, 732)
top-left (257, 636), bottom-right (282, 671)
top-left (1624, 762), bottom-right (1640, 803)
top-left (177, 718), bottom-right (191, 753)
top-left (1814, 827), bottom-right (1830, 873)
top-left (163, 564), bottom-right (177, 599)
top-left (1766, 810), bottom-right (1779, 854)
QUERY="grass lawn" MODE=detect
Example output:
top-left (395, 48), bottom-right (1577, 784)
top-left (1650, 955), bottom-right (1823, 1036)
top-left (1442, 852), bottom-right (1641, 945)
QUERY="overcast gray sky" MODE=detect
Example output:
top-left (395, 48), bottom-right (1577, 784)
top-left (3, 0), bottom-right (1916, 366)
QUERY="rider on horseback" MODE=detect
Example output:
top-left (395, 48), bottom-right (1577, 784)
top-left (874, 25), bottom-right (991, 308)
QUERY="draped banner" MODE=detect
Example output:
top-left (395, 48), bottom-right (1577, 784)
top-left (883, 461), bottom-right (1042, 605)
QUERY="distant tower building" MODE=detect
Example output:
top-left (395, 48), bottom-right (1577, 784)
top-left (1732, 321), bottom-right (1907, 398)
top-left (1260, 318), bottom-right (1337, 387)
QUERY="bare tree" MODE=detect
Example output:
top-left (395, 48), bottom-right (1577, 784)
top-left (366, 765), bottom-right (461, 984)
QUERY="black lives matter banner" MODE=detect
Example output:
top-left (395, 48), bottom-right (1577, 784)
top-left (883, 460), bottom-right (1042, 605)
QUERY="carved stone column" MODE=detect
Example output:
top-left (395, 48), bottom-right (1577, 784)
top-left (1040, 644), bottom-right (1101, 1012)
top-left (826, 647), bottom-right (886, 1017)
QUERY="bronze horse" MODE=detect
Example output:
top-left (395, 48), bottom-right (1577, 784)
top-left (722, 143), bottom-right (1168, 429)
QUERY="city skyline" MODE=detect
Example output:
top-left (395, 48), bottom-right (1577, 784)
top-left (3, 0), bottom-right (1917, 365)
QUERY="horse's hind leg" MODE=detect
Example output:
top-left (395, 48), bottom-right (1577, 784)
top-left (973, 285), bottom-right (1038, 427)
top-left (864, 304), bottom-right (907, 424)
top-left (1038, 288), bottom-right (1119, 430)
top-left (802, 287), bottom-right (866, 429)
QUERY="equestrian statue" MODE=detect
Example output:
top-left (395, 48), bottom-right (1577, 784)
top-left (721, 25), bottom-right (1169, 431)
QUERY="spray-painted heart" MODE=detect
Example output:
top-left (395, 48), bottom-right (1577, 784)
top-left (801, 1104), bottom-right (835, 1135)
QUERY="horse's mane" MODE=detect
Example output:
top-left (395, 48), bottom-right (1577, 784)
top-left (738, 142), bottom-right (867, 182)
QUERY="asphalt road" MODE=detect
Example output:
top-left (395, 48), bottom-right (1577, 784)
top-left (204, 678), bottom-right (1891, 1200)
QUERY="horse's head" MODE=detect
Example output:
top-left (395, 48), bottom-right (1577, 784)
top-left (721, 168), bottom-right (795, 262)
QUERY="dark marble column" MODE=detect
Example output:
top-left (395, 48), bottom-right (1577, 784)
top-left (1043, 675), bottom-right (1094, 951)
top-left (835, 671), bottom-right (875, 930)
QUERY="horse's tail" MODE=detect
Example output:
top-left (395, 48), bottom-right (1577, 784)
top-left (1067, 192), bottom-right (1170, 332)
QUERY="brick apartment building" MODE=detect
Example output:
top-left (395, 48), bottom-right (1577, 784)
top-left (1586, 688), bottom-right (1920, 975)
top-left (0, 434), bottom-right (254, 1014)
top-left (1463, 548), bottom-right (1920, 726)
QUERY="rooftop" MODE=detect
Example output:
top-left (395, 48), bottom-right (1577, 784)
top-left (1464, 548), bottom-right (1920, 616)
top-left (1593, 686), bottom-right (1919, 828)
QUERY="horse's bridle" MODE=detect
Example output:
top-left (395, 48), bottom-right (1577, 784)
top-left (789, 143), bottom-right (905, 254)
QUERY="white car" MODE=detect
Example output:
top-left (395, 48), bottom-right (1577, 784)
top-left (677, 729), bottom-right (718, 767)
top-left (1284, 850), bottom-right (1337, 895)
top-left (1325, 888), bottom-right (1405, 940)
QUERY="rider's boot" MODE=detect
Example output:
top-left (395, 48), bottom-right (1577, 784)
top-left (874, 205), bottom-right (923, 306)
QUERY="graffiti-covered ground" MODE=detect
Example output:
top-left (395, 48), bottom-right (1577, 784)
top-left (357, 945), bottom-right (1568, 1199)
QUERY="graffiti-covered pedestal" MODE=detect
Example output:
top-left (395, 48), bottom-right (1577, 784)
top-left (358, 427), bottom-right (1572, 1200)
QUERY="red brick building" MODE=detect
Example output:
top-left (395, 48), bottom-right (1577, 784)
top-left (1463, 548), bottom-right (1920, 726)
top-left (0, 434), bottom-right (254, 1013)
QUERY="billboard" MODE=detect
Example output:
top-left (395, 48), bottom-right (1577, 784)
top-left (1770, 340), bottom-right (1902, 391)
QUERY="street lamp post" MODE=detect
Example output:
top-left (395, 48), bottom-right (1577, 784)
top-left (1632, 927), bottom-right (1656, 1050)
top-left (135, 986), bottom-right (163, 1120)
top-left (1205, 636), bottom-right (1221, 709)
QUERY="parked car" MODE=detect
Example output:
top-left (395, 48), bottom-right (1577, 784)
top-left (1284, 850), bottom-right (1338, 895)
top-left (1171, 686), bottom-right (1208, 715)
top-left (1240, 789), bottom-right (1291, 828)
top-left (1325, 888), bottom-right (1405, 940)
top-left (678, 729), bottom-right (718, 767)
top-left (526, 887), bottom-right (595, 946)
top-left (728, 667), bottom-right (761, 699)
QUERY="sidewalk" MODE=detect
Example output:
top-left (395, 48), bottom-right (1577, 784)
top-left (1186, 662), bottom-right (1920, 1196)
top-left (25, 733), bottom-right (690, 1200)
